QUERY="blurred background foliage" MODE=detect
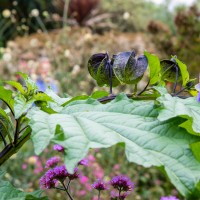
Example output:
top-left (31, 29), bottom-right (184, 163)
top-left (0, 0), bottom-right (200, 199)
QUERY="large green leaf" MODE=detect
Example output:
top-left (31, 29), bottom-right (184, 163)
top-left (0, 171), bottom-right (48, 200)
top-left (29, 94), bottom-right (200, 198)
top-left (144, 51), bottom-right (161, 85)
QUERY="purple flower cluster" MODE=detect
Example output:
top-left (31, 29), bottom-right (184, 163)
top-left (197, 92), bottom-right (200, 102)
top-left (78, 158), bottom-right (89, 166)
top-left (67, 167), bottom-right (81, 180)
top-left (45, 156), bottom-right (61, 168)
top-left (160, 196), bottom-right (179, 200)
top-left (53, 144), bottom-right (64, 152)
top-left (53, 165), bottom-right (68, 181)
top-left (91, 179), bottom-right (109, 191)
top-left (40, 164), bottom-right (80, 189)
top-left (91, 175), bottom-right (134, 199)
top-left (40, 169), bottom-right (57, 189)
top-left (110, 175), bottom-right (134, 192)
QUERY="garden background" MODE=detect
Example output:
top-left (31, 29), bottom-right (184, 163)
top-left (0, 0), bottom-right (200, 199)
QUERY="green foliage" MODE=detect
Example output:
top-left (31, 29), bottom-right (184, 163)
top-left (144, 51), bottom-right (161, 85)
top-left (0, 171), bottom-right (48, 200)
top-left (28, 93), bottom-right (200, 198)
top-left (1, 54), bottom-right (200, 199)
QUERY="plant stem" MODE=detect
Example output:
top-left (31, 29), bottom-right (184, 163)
top-left (54, 186), bottom-right (65, 191)
top-left (14, 119), bottom-right (20, 145)
top-left (134, 84), bottom-right (137, 94)
top-left (0, 127), bottom-right (31, 165)
top-left (66, 179), bottom-right (71, 190)
top-left (118, 188), bottom-right (122, 200)
top-left (108, 62), bottom-right (113, 95)
top-left (136, 79), bottom-right (150, 96)
top-left (61, 181), bottom-right (74, 200)
top-left (18, 126), bottom-right (29, 134)
top-left (172, 65), bottom-right (179, 93)
top-left (98, 190), bottom-right (101, 200)
top-left (0, 130), bottom-right (7, 146)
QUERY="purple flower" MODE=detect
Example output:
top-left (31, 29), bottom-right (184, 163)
top-left (53, 144), bottom-right (64, 152)
top-left (53, 165), bottom-right (68, 181)
top-left (92, 179), bottom-right (109, 191)
top-left (110, 175), bottom-right (134, 192)
top-left (40, 169), bottom-right (57, 189)
top-left (197, 92), bottom-right (200, 102)
top-left (45, 156), bottom-right (61, 168)
top-left (78, 158), bottom-right (89, 166)
top-left (160, 196), bottom-right (179, 200)
top-left (110, 191), bottom-right (130, 200)
top-left (67, 167), bottom-right (81, 180)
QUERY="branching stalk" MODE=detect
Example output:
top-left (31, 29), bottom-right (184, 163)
top-left (61, 181), bottom-right (74, 200)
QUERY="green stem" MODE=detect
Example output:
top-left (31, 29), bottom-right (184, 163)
top-left (0, 130), bottom-right (7, 146)
top-left (61, 181), bottom-right (74, 200)
top-left (118, 188), bottom-right (122, 200)
top-left (54, 187), bottom-right (65, 191)
top-left (98, 190), bottom-right (101, 200)
top-left (0, 127), bottom-right (31, 166)
top-left (136, 79), bottom-right (150, 96)
top-left (66, 179), bottom-right (71, 190)
top-left (14, 119), bottom-right (20, 145)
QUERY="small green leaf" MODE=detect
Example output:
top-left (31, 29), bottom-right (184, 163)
top-left (17, 72), bottom-right (37, 95)
top-left (0, 107), bottom-right (14, 144)
top-left (5, 81), bottom-right (26, 94)
top-left (45, 88), bottom-right (70, 105)
top-left (14, 94), bottom-right (34, 119)
top-left (90, 91), bottom-right (109, 99)
top-left (173, 56), bottom-right (189, 86)
top-left (153, 86), bottom-right (168, 95)
top-left (144, 51), bottom-right (161, 84)
top-left (33, 92), bottom-right (53, 102)
top-left (0, 86), bottom-right (14, 113)
top-left (62, 95), bottom-right (89, 107)
top-left (190, 142), bottom-right (200, 162)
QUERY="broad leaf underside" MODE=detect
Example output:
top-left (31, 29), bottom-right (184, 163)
top-left (29, 94), bottom-right (200, 198)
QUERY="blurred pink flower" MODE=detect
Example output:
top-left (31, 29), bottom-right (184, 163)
top-left (88, 154), bottom-right (95, 162)
top-left (113, 164), bottom-right (120, 170)
top-left (77, 190), bottom-right (86, 197)
top-left (92, 196), bottom-right (99, 200)
top-left (80, 176), bottom-right (89, 184)
top-left (22, 163), bottom-right (27, 170)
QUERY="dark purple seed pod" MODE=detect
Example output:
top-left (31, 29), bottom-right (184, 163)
top-left (113, 51), bottom-right (148, 84)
